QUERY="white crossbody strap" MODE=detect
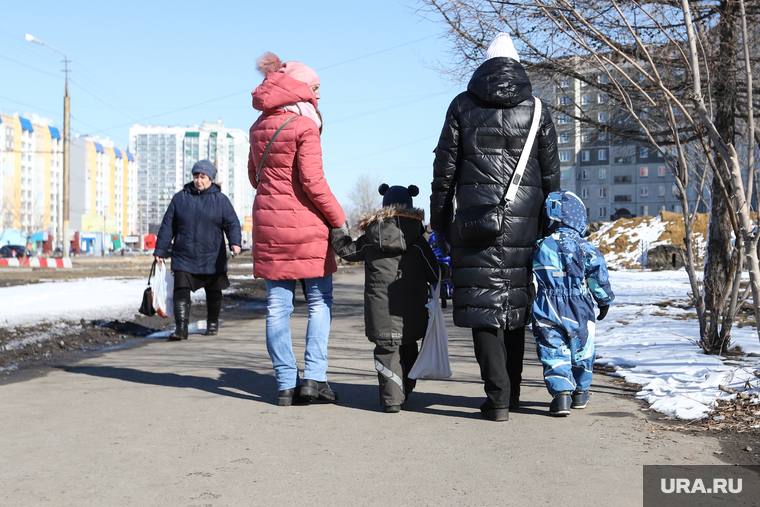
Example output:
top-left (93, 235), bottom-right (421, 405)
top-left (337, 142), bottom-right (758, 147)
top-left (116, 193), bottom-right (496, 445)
top-left (505, 97), bottom-right (542, 203)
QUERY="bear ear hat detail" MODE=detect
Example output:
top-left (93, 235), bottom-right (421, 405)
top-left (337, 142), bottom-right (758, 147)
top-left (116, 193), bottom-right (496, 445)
top-left (378, 183), bottom-right (390, 195)
top-left (408, 185), bottom-right (419, 197)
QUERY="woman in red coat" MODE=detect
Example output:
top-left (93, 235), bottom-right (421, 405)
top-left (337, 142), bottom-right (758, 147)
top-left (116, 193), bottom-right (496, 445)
top-left (249, 52), bottom-right (346, 407)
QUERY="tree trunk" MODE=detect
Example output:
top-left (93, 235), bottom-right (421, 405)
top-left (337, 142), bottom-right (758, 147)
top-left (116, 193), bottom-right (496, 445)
top-left (703, 0), bottom-right (739, 352)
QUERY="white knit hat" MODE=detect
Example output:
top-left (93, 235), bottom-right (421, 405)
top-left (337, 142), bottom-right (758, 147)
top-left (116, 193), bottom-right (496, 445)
top-left (483, 33), bottom-right (520, 63)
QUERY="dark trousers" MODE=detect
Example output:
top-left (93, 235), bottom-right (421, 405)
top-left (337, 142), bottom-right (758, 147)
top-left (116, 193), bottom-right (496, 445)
top-left (174, 287), bottom-right (222, 304)
top-left (374, 342), bottom-right (419, 407)
top-left (472, 326), bottom-right (526, 409)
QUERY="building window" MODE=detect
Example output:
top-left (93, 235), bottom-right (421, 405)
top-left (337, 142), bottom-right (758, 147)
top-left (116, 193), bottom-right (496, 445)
top-left (673, 204), bottom-right (683, 213)
top-left (582, 132), bottom-right (591, 143)
top-left (641, 186), bottom-right (649, 197)
top-left (598, 168), bottom-right (607, 179)
top-left (640, 146), bottom-right (649, 158)
top-left (559, 96), bottom-right (571, 106)
top-left (598, 112), bottom-right (607, 122)
top-left (561, 169), bottom-right (571, 180)
top-left (581, 94), bottom-right (591, 105)
top-left (599, 188), bottom-right (607, 198)
top-left (558, 77), bottom-right (570, 88)
top-left (640, 166), bottom-right (649, 177)
top-left (658, 166), bottom-right (667, 177)
top-left (598, 74), bottom-right (608, 84)
top-left (599, 131), bottom-right (607, 141)
top-left (582, 188), bottom-right (589, 198)
top-left (582, 150), bottom-right (590, 162)
top-left (641, 205), bottom-right (649, 216)
top-left (672, 184), bottom-right (679, 196)
top-left (659, 185), bottom-right (665, 197)
top-left (557, 114), bottom-right (570, 125)
top-left (559, 132), bottom-right (570, 144)
top-left (581, 169), bottom-right (590, 180)
top-left (598, 93), bottom-right (607, 104)
top-left (559, 151), bottom-right (571, 162)
top-left (598, 149), bottom-right (607, 161)
top-left (599, 207), bottom-right (607, 217)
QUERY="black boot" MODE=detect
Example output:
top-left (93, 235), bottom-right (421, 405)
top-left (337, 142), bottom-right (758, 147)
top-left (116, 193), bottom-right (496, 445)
top-left (205, 299), bottom-right (222, 336)
top-left (169, 299), bottom-right (190, 340)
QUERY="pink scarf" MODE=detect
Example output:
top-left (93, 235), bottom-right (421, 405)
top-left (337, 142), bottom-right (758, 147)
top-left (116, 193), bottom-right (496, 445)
top-left (281, 102), bottom-right (321, 130)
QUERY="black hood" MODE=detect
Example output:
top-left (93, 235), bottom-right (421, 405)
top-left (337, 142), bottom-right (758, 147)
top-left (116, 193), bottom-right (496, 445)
top-left (467, 57), bottom-right (533, 107)
top-left (362, 205), bottom-right (426, 254)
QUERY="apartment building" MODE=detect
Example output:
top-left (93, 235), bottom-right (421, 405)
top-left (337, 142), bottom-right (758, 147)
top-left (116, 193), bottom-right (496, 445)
top-left (546, 75), bottom-right (696, 221)
top-left (1, 111), bottom-right (64, 243)
top-left (70, 135), bottom-right (138, 238)
top-left (129, 121), bottom-right (251, 235)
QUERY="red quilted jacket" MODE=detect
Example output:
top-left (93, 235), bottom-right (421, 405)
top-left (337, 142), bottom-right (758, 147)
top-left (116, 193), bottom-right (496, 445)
top-left (248, 72), bottom-right (346, 280)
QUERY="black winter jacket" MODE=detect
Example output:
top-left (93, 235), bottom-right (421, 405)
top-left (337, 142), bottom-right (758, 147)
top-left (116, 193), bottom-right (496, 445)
top-left (430, 57), bottom-right (561, 330)
top-left (332, 206), bottom-right (443, 346)
top-left (154, 182), bottom-right (242, 275)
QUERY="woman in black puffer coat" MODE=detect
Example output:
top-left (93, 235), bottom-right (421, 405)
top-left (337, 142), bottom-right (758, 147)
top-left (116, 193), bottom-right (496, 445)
top-left (154, 160), bottom-right (242, 340)
top-left (429, 33), bottom-right (561, 421)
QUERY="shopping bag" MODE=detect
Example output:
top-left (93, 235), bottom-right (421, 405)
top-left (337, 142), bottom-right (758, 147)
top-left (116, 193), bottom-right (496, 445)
top-left (408, 270), bottom-right (452, 379)
top-left (152, 261), bottom-right (174, 318)
top-left (138, 261), bottom-right (157, 316)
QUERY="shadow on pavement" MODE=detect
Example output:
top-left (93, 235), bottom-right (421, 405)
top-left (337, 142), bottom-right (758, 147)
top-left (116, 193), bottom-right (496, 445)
top-left (62, 365), bottom-right (281, 404)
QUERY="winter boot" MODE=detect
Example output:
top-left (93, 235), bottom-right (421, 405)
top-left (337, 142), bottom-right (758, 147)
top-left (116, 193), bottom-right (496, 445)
top-left (550, 391), bottom-right (572, 417)
top-left (480, 401), bottom-right (509, 422)
top-left (571, 390), bottom-right (590, 409)
top-left (300, 379), bottom-right (338, 402)
top-left (169, 299), bottom-right (190, 341)
top-left (205, 298), bottom-right (222, 336)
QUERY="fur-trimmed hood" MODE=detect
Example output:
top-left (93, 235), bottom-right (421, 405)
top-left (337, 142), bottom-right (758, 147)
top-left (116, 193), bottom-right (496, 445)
top-left (361, 205), bottom-right (426, 254)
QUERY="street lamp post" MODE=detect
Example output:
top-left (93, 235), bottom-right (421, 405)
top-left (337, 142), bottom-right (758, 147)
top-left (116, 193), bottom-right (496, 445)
top-left (25, 34), bottom-right (70, 259)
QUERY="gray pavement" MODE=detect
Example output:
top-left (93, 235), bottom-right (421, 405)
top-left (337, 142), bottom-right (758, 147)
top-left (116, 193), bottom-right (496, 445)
top-left (0, 269), bottom-right (724, 506)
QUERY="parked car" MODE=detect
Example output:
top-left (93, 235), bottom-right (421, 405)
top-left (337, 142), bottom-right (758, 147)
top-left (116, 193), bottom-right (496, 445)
top-left (0, 245), bottom-right (30, 258)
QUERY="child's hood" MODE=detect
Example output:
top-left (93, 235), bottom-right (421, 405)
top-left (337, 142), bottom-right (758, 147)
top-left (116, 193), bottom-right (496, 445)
top-left (361, 205), bottom-right (426, 253)
top-left (543, 190), bottom-right (587, 235)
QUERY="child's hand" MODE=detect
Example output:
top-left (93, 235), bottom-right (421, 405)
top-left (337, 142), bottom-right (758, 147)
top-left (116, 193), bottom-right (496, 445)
top-left (597, 305), bottom-right (609, 321)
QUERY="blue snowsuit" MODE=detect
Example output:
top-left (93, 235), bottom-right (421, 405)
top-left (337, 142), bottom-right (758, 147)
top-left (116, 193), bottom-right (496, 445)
top-left (531, 191), bottom-right (614, 397)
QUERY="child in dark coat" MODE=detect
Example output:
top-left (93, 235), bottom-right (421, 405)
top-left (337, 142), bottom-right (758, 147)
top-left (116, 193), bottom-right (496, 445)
top-left (331, 184), bottom-right (448, 413)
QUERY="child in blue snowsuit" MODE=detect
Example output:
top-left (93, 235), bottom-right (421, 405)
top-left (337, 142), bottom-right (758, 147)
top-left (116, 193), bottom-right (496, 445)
top-left (531, 190), bottom-right (614, 416)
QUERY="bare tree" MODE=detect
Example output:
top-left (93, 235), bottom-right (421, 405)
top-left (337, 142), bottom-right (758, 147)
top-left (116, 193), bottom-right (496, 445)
top-left (345, 173), bottom-right (383, 236)
top-left (416, 0), bottom-right (760, 351)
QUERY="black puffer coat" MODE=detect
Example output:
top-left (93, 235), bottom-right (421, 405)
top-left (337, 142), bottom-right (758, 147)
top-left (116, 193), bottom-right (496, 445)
top-left (430, 57), bottom-right (561, 330)
top-left (154, 182), bottom-right (242, 275)
top-left (331, 206), bottom-right (442, 346)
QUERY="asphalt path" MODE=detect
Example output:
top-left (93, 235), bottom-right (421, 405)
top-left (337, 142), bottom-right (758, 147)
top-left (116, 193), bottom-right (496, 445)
top-left (0, 268), bottom-right (725, 506)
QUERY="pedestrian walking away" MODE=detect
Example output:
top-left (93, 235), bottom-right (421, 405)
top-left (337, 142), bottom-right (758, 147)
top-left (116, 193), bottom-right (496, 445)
top-left (531, 190), bottom-right (615, 416)
top-left (249, 51), bottom-right (346, 407)
top-left (429, 32), bottom-right (561, 422)
top-left (154, 159), bottom-right (242, 340)
top-left (331, 184), bottom-right (449, 413)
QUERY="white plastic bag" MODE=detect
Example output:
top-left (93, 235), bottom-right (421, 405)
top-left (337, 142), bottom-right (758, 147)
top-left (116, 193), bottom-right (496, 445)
top-left (409, 271), bottom-right (452, 379)
top-left (152, 261), bottom-right (174, 318)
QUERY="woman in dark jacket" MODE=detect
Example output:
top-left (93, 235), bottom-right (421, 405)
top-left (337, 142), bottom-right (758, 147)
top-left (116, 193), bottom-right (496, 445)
top-left (154, 159), bottom-right (242, 340)
top-left (430, 33), bottom-right (561, 421)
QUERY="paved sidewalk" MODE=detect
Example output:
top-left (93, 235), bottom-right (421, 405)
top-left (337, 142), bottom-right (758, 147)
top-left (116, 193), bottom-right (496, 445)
top-left (0, 269), bottom-right (724, 506)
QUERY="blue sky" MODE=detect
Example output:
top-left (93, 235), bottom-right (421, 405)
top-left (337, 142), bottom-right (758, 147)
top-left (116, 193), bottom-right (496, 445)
top-left (0, 1), bottom-right (467, 215)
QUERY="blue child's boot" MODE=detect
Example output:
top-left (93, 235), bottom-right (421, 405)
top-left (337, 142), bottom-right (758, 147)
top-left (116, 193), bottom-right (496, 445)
top-left (550, 392), bottom-right (572, 417)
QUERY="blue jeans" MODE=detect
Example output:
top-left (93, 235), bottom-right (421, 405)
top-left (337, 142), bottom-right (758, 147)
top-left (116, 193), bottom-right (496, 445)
top-left (264, 276), bottom-right (333, 391)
